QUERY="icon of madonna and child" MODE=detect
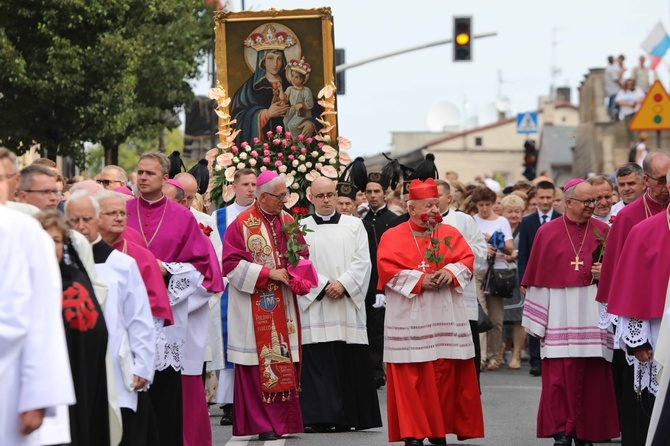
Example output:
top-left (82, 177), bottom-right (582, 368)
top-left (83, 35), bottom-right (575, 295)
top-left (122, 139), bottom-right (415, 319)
top-left (230, 23), bottom-right (324, 146)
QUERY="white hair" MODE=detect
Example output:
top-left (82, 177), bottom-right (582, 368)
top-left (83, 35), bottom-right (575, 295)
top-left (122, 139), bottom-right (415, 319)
top-left (66, 190), bottom-right (100, 217)
top-left (255, 176), bottom-right (286, 198)
top-left (70, 179), bottom-right (103, 195)
top-left (95, 189), bottom-right (125, 205)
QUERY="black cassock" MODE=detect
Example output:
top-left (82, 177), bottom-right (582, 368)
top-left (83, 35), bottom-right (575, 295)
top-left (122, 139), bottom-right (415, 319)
top-left (60, 262), bottom-right (110, 446)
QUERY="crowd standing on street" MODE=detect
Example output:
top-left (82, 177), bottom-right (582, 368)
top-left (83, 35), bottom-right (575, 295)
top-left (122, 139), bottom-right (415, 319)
top-left (2, 141), bottom-right (670, 446)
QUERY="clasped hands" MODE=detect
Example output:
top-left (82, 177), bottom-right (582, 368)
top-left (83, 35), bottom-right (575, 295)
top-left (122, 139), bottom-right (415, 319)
top-left (421, 270), bottom-right (453, 290)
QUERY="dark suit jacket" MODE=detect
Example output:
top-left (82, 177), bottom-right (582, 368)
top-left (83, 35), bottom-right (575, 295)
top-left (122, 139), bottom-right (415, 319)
top-left (518, 210), bottom-right (562, 284)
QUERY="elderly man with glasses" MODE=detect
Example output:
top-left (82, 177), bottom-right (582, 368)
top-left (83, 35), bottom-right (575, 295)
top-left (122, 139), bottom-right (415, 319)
top-left (522, 179), bottom-right (619, 446)
top-left (221, 170), bottom-right (311, 442)
top-left (97, 165), bottom-right (129, 190)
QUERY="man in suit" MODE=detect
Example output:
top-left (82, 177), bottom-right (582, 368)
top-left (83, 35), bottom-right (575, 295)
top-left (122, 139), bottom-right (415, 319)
top-left (518, 180), bottom-right (561, 377)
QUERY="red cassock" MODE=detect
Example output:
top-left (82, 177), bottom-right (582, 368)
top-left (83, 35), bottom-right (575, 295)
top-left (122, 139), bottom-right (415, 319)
top-left (378, 219), bottom-right (484, 442)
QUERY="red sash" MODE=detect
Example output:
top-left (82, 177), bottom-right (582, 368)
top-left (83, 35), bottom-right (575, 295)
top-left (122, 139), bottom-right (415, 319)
top-left (239, 206), bottom-right (299, 401)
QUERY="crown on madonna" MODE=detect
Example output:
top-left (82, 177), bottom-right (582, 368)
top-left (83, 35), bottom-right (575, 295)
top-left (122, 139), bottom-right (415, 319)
top-left (244, 25), bottom-right (296, 52)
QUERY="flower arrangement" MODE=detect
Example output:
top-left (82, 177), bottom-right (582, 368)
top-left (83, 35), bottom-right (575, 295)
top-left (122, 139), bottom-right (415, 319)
top-left (412, 213), bottom-right (454, 270)
top-left (206, 83), bottom-right (351, 210)
top-left (282, 206), bottom-right (316, 295)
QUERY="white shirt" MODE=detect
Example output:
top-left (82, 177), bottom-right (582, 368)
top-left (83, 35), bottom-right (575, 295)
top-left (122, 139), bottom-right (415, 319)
top-left (473, 215), bottom-right (513, 269)
top-left (94, 242), bottom-right (155, 411)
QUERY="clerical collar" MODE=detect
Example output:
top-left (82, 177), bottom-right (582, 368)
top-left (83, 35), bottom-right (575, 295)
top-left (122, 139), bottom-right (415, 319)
top-left (258, 205), bottom-right (279, 220)
top-left (646, 191), bottom-right (667, 206)
top-left (369, 205), bottom-right (387, 214)
top-left (235, 199), bottom-right (255, 209)
top-left (315, 210), bottom-right (336, 221)
top-left (90, 233), bottom-right (103, 245)
top-left (140, 194), bottom-right (165, 205)
top-left (313, 212), bottom-right (341, 225)
top-left (564, 215), bottom-right (587, 226)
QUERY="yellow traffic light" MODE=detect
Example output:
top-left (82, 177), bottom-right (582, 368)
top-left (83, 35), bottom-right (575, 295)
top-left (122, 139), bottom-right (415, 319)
top-left (456, 33), bottom-right (470, 46)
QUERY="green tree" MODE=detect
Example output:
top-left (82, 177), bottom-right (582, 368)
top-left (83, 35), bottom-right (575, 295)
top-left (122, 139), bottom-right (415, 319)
top-left (0, 0), bottom-right (214, 167)
top-left (85, 128), bottom-right (186, 177)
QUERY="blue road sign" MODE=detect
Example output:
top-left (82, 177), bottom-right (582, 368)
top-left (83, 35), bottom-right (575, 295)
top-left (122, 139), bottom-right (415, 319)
top-left (516, 112), bottom-right (538, 134)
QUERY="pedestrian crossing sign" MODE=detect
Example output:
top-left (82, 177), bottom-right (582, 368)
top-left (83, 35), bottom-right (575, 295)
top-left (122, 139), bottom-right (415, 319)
top-left (629, 80), bottom-right (670, 131)
top-left (516, 112), bottom-right (538, 134)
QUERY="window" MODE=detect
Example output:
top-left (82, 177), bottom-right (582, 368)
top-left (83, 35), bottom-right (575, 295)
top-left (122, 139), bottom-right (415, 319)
top-left (475, 137), bottom-right (483, 146)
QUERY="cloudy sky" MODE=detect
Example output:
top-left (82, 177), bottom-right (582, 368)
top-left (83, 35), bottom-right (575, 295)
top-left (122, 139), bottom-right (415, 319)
top-left (194, 0), bottom-right (670, 158)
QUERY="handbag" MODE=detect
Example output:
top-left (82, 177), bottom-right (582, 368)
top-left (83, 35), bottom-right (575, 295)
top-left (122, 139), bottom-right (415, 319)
top-left (481, 256), bottom-right (517, 298)
top-left (477, 303), bottom-right (493, 333)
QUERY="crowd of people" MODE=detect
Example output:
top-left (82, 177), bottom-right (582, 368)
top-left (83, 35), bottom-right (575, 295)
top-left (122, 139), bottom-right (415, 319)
top-left (2, 145), bottom-right (670, 446)
top-left (604, 54), bottom-right (653, 145)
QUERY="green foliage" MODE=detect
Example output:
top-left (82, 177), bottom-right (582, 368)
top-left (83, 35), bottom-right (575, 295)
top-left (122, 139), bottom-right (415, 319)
top-left (0, 0), bottom-right (214, 167)
top-left (85, 128), bottom-right (185, 177)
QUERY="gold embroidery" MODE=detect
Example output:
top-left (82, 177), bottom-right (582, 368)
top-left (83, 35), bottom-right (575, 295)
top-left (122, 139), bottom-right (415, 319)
top-left (244, 214), bottom-right (261, 228)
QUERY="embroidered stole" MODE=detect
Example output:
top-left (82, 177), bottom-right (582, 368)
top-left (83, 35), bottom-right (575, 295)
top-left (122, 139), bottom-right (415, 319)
top-left (238, 206), bottom-right (298, 401)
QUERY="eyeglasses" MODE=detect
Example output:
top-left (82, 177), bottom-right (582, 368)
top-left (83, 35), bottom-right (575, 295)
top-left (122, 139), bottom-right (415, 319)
top-left (312, 192), bottom-right (336, 200)
top-left (102, 210), bottom-right (128, 218)
top-left (569, 197), bottom-right (596, 207)
top-left (96, 179), bottom-right (123, 187)
top-left (23, 189), bottom-right (62, 198)
top-left (264, 191), bottom-right (288, 200)
top-left (647, 174), bottom-right (668, 185)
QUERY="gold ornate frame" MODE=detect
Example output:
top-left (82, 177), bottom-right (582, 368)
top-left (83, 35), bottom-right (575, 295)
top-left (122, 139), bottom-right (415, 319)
top-left (213, 8), bottom-right (337, 140)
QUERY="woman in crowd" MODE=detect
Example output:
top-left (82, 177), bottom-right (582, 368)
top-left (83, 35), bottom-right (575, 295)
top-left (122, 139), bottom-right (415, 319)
top-left (500, 194), bottom-right (526, 370)
top-left (35, 210), bottom-right (111, 446)
top-left (472, 187), bottom-right (514, 371)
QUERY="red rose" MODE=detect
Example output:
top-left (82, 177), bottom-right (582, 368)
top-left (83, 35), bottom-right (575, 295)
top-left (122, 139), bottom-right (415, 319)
top-left (420, 213), bottom-right (429, 223)
top-left (199, 222), bottom-right (213, 237)
top-left (434, 214), bottom-right (443, 223)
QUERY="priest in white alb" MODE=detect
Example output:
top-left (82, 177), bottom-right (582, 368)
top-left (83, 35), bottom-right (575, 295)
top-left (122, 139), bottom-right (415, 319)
top-left (211, 168), bottom-right (257, 425)
top-left (0, 167), bottom-right (75, 446)
top-left (298, 177), bottom-right (382, 433)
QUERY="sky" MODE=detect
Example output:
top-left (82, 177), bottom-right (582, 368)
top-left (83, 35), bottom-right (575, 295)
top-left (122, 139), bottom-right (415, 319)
top-left (193, 0), bottom-right (670, 159)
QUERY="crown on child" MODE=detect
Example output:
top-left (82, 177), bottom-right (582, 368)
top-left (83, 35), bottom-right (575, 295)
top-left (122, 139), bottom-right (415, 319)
top-left (288, 57), bottom-right (311, 75)
top-left (244, 25), bottom-right (296, 52)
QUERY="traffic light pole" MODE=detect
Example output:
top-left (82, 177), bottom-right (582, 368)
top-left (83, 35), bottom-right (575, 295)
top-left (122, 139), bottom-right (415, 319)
top-left (334, 32), bottom-right (497, 73)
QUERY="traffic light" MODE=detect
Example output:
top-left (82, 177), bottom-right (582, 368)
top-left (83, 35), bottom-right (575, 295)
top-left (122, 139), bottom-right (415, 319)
top-left (453, 17), bottom-right (472, 62)
top-left (522, 140), bottom-right (537, 181)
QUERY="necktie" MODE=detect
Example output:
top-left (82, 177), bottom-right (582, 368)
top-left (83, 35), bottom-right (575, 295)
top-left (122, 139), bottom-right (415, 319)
top-left (541, 215), bottom-right (548, 225)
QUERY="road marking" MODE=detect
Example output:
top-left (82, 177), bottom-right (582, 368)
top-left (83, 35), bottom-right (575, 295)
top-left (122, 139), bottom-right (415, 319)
top-left (224, 435), bottom-right (286, 446)
top-left (225, 436), bottom-right (251, 445)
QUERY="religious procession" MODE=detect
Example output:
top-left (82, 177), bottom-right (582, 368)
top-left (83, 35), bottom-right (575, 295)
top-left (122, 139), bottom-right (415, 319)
top-left (3, 3), bottom-right (670, 446)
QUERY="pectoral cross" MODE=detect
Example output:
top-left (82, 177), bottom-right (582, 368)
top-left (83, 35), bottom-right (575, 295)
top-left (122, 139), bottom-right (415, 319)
top-left (570, 255), bottom-right (584, 271)
top-left (418, 260), bottom-right (430, 272)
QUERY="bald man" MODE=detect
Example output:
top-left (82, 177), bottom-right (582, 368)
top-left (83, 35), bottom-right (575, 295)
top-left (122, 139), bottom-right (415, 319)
top-left (298, 177), bottom-right (382, 432)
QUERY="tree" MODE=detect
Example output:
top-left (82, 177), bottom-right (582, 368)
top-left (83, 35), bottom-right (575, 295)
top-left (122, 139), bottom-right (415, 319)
top-left (85, 128), bottom-right (186, 177)
top-left (0, 0), bottom-right (214, 167)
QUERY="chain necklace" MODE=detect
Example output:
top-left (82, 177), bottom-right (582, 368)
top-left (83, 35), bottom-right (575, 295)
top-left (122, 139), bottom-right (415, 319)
top-left (137, 197), bottom-right (168, 247)
top-left (562, 216), bottom-right (590, 271)
top-left (643, 193), bottom-right (653, 219)
top-left (257, 204), bottom-right (284, 267)
top-left (408, 221), bottom-right (431, 272)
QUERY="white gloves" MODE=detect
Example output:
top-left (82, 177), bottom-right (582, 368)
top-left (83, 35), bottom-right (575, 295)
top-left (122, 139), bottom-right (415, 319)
top-left (372, 294), bottom-right (386, 308)
top-left (357, 201), bottom-right (370, 215)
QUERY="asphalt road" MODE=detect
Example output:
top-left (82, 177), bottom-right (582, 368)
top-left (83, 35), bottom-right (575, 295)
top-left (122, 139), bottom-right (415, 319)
top-left (211, 361), bottom-right (619, 446)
